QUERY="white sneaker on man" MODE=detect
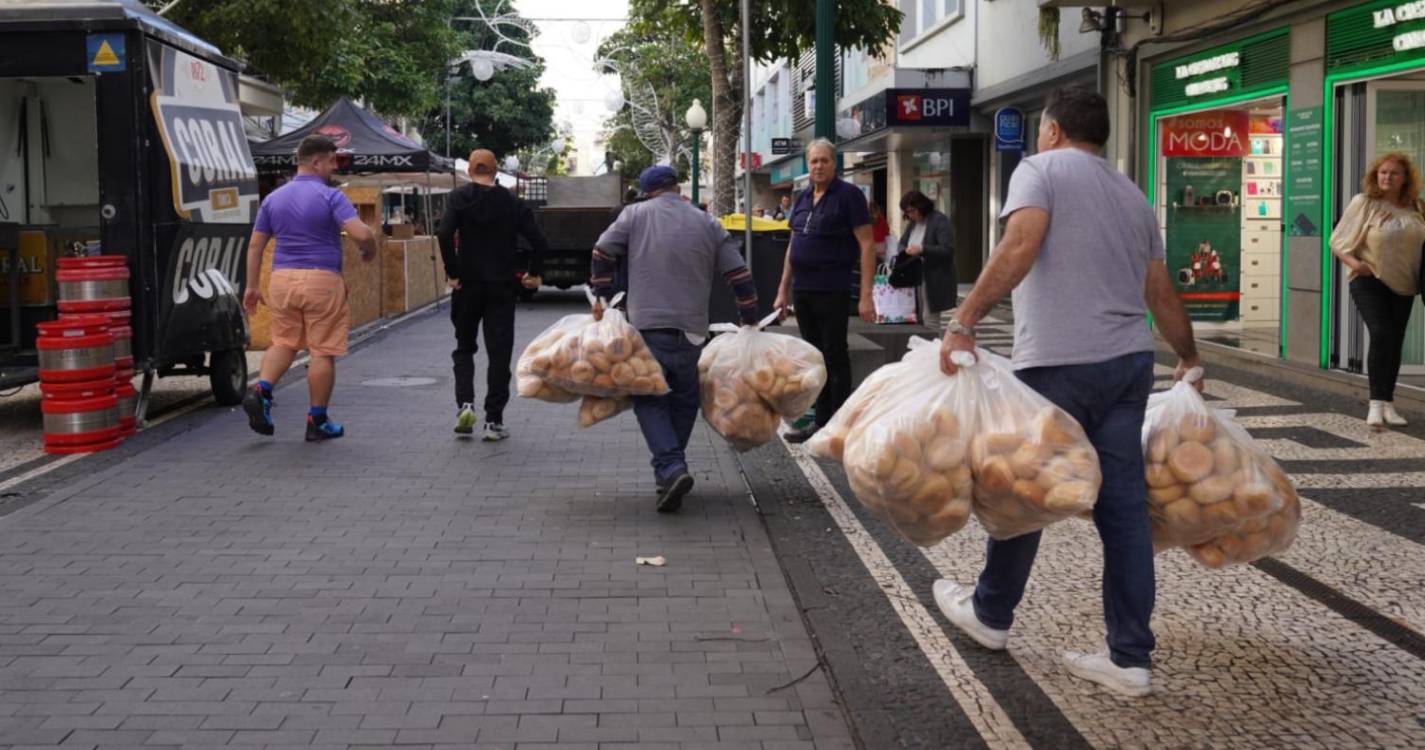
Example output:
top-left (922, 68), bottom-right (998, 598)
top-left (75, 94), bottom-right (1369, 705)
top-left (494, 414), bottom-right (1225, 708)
top-left (1062, 650), bottom-right (1152, 697)
top-left (932, 580), bottom-right (1008, 651)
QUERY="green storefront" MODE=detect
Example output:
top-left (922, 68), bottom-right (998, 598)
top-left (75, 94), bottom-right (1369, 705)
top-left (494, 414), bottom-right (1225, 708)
top-left (1322, 0), bottom-right (1425, 375)
top-left (1145, 31), bottom-right (1292, 358)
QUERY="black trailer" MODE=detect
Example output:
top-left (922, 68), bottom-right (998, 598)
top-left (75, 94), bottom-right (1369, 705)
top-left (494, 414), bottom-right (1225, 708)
top-left (0, 0), bottom-right (257, 416)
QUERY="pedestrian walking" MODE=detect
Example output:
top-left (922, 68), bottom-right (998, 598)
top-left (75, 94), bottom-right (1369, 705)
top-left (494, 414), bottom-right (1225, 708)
top-left (772, 138), bottom-right (876, 444)
top-left (242, 135), bottom-right (377, 441)
top-left (935, 85), bottom-right (1201, 698)
top-left (1329, 151), bottom-right (1424, 428)
top-left (437, 149), bottom-right (549, 440)
top-left (772, 195), bottom-right (791, 221)
top-left (897, 190), bottom-right (957, 329)
top-left (590, 165), bottom-right (760, 512)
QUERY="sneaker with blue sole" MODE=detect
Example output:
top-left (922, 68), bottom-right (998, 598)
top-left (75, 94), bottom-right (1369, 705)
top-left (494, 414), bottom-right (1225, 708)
top-left (305, 416), bottom-right (345, 442)
top-left (242, 386), bottom-right (274, 436)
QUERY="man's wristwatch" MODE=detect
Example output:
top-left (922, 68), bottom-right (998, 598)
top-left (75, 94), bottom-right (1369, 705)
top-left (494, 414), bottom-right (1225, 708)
top-left (945, 313), bottom-right (975, 337)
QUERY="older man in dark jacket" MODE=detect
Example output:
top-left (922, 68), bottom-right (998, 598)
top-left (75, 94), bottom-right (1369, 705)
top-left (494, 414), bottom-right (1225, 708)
top-left (897, 190), bottom-right (957, 328)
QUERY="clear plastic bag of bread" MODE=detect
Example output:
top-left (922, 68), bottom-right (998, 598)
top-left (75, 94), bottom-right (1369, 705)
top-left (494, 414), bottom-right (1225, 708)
top-left (516, 314), bottom-right (584, 404)
top-left (578, 395), bottom-right (632, 428)
top-left (1143, 376), bottom-right (1300, 568)
top-left (808, 338), bottom-right (975, 547)
top-left (536, 289), bottom-right (670, 399)
top-left (698, 312), bottom-right (827, 451)
top-left (961, 349), bottom-right (1102, 541)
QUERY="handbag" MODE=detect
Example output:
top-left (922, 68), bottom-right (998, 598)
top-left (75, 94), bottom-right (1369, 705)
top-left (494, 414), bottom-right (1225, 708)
top-left (888, 252), bottom-right (923, 289)
top-left (872, 264), bottom-right (918, 324)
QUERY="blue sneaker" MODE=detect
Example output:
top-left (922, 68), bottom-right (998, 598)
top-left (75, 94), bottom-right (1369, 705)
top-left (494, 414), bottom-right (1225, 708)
top-left (242, 386), bottom-right (274, 436)
top-left (305, 416), bottom-right (345, 442)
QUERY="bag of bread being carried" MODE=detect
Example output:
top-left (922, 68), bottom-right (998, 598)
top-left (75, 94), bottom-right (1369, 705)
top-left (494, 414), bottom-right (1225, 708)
top-left (698, 312), bottom-right (827, 451)
top-left (516, 314), bottom-right (584, 404)
top-left (534, 290), bottom-right (670, 399)
top-left (1143, 377), bottom-right (1300, 568)
top-left (805, 339), bottom-right (975, 546)
top-left (961, 349), bottom-right (1103, 541)
top-left (578, 395), bottom-right (632, 428)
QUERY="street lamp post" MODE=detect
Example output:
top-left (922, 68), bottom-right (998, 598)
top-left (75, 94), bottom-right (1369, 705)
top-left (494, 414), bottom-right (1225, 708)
top-left (685, 99), bottom-right (707, 206)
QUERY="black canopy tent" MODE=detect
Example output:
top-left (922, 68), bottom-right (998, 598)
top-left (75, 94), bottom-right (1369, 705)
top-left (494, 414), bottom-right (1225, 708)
top-left (251, 96), bottom-right (453, 174)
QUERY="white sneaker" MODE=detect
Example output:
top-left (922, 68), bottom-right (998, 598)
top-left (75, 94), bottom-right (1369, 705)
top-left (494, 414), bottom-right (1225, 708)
top-left (1367, 400), bottom-right (1386, 429)
top-left (481, 422), bottom-right (509, 442)
top-left (932, 580), bottom-right (1008, 651)
top-left (1062, 650), bottom-right (1152, 697)
top-left (1382, 402), bottom-right (1409, 427)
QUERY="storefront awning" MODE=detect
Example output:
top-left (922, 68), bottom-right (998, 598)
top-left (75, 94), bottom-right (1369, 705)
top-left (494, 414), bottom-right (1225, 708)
top-left (837, 126), bottom-right (966, 154)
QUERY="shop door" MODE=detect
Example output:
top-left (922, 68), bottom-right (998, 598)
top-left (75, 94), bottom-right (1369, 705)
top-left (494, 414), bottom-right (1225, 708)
top-left (1364, 81), bottom-right (1425, 374)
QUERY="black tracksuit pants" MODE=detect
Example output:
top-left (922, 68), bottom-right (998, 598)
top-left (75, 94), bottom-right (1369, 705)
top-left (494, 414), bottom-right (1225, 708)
top-left (793, 290), bottom-right (852, 428)
top-left (451, 281), bottom-right (516, 422)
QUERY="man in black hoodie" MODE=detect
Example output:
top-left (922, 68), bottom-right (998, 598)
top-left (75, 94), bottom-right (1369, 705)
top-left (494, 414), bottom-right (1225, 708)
top-left (437, 149), bottom-right (549, 440)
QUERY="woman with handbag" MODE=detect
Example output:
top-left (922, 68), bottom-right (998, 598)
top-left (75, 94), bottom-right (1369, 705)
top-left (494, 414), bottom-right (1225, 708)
top-left (1329, 151), bottom-right (1425, 428)
top-left (896, 190), bottom-right (956, 330)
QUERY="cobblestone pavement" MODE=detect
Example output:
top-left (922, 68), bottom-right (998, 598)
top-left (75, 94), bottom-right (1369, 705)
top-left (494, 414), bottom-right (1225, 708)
top-left (4, 295), bottom-right (1425, 749)
top-left (0, 294), bottom-right (853, 750)
top-left (740, 308), bottom-right (1425, 749)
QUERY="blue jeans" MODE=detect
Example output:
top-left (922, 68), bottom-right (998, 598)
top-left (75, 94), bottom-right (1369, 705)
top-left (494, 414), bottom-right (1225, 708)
top-left (632, 330), bottom-right (703, 485)
top-left (971, 351), bottom-right (1156, 669)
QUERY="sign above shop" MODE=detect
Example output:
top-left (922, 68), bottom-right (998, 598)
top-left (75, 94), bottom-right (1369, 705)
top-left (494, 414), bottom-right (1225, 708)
top-left (1150, 30), bottom-right (1289, 110)
top-left (887, 89), bottom-right (971, 126)
top-left (771, 137), bottom-right (801, 156)
top-left (994, 107), bottom-right (1026, 152)
top-left (1161, 110), bottom-right (1251, 158)
top-left (1329, 1), bottom-right (1425, 73)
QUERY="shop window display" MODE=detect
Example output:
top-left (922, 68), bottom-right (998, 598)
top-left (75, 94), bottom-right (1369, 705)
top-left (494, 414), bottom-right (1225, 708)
top-left (1155, 99), bottom-right (1285, 356)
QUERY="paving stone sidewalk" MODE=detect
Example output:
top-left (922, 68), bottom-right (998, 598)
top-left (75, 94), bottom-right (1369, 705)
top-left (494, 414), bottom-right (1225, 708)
top-left (0, 298), bottom-right (856, 750)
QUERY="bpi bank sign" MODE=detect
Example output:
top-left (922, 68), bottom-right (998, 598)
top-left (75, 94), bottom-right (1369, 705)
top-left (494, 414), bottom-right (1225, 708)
top-left (887, 89), bottom-right (971, 127)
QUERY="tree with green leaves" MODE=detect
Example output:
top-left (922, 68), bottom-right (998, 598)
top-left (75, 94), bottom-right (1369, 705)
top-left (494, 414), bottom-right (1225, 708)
top-left (418, 0), bottom-right (557, 161)
top-left (157, 0), bottom-right (462, 119)
top-left (594, 12), bottom-right (711, 181)
top-left (630, 0), bottom-right (901, 214)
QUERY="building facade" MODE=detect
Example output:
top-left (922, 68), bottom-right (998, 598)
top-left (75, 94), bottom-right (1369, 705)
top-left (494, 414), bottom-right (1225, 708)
top-left (1074, 0), bottom-right (1425, 383)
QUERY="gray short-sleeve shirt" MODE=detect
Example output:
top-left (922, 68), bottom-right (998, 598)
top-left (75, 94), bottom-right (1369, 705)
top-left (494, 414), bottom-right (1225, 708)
top-left (1001, 148), bottom-right (1164, 370)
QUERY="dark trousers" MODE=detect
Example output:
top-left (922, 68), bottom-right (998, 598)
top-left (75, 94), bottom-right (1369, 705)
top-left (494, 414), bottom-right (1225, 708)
top-left (793, 291), bottom-right (851, 428)
top-left (450, 282), bottom-right (516, 422)
top-left (1350, 276), bottom-right (1416, 401)
top-left (971, 351), bottom-right (1156, 669)
top-left (631, 330), bottom-right (702, 485)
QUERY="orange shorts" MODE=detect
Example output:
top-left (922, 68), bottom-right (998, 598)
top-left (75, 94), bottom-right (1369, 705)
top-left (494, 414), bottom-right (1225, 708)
top-left (267, 269), bottom-right (350, 356)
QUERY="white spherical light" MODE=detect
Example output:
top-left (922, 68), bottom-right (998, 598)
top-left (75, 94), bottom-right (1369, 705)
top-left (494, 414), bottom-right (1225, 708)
top-left (503, 155), bottom-right (520, 172)
top-left (569, 21), bottom-right (591, 44)
top-left (604, 90), bottom-right (625, 112)
top-left (471, 57), bottom-right (495, 82)
top-left (551, 137), bottom-right (566, 154)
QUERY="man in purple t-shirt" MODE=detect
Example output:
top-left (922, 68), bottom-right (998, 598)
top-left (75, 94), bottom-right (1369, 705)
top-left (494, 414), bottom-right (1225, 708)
top-left (241, 135), bottom-right (377, 441)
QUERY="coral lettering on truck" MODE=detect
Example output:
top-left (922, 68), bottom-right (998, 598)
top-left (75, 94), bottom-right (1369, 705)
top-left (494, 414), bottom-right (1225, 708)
top-left (171, 234), bottom-right (243, 305)
top-left (170, 114), bottom-right (254, 187)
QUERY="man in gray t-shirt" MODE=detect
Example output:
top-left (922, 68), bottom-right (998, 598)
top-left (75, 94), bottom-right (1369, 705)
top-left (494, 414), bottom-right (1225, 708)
top-left (933, 86), bottom-right (1200, 699)
top-left (590, 166), bottom-right (760, 513)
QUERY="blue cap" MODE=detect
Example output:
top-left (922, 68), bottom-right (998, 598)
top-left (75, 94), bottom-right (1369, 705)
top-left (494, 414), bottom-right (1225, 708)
top-left (639, 165), bottom-right (679, 195)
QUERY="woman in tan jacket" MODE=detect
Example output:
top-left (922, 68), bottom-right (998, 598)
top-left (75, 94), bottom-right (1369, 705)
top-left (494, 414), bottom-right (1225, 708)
top-left (1329, 152), bottom-right (1425, 428)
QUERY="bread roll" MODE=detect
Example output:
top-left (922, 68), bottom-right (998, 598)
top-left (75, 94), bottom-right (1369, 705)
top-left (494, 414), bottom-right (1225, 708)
top-left (570, 361), bottom-right (595, 383)
top-left (1035, 407), bottom-right (1082, 448)
top-left (1211, 438), bottom-right (1241, 477)
top-left (978, 456), bottom-right (1015, 493)
top-left (925, 439), bottom-right (967, 473)
top-left (1044, 480), bottom-right (1095, 513)
top-left (1010, 443), bottom-right (1053, 480)
top-left (1178, 413), bottom-right (1216, 444)
top-left (1168, 441), bottom-right (1213, 483)
top-left (611, 362), bottom-right (636, 387)
top-left (1145, 463), bottom-right (1177, 489)
top-left (1188, 475), bottom-right (1235, 505)
top-left (1147, 428), bottom-right (1179, 464)
top-left (1011, 479), bottom-right (1047, 506)
top-left (1148, 484), bottom-right (1185, 506)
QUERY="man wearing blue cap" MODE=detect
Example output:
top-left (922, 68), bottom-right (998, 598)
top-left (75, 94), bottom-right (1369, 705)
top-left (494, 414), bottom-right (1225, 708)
top-left (590, 165), bottom-right (761, 512)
